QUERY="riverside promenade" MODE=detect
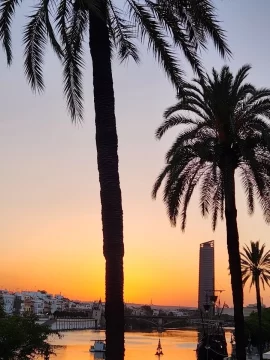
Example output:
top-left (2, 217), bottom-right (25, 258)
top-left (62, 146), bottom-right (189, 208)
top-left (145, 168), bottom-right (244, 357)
top-left (37, 317), bottom-right (96, 331)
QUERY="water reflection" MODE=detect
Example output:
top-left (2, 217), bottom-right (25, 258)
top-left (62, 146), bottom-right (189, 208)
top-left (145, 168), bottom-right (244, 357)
top-left (93, 353), bottom-right (105, 360)
top-left (50, 329), bottom-right (232, 360)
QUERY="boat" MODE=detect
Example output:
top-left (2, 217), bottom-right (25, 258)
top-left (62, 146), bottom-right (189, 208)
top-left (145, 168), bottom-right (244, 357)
top-left (196, 292), bottom-right (228, 360)
top-left (94, 352), bottom-right (105, 360)
top-left (89, 340), bottom-right (106, 353)
top-left (155, 339), bottom-right (164, 356)
top-left (196, 321), bottom-right (228, 360)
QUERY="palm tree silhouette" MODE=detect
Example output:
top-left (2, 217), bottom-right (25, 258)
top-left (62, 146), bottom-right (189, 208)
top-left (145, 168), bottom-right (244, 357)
top-left (0, 0), bottom-right (230, 358)
top-left (241, 240), bottom-right (270, 360)
top-left (153, 65), bottom-right (270, 360)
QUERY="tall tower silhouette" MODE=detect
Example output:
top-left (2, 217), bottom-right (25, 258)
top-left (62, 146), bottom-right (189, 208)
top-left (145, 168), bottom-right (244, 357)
top-left (198, 240), bottom-right (215, 310)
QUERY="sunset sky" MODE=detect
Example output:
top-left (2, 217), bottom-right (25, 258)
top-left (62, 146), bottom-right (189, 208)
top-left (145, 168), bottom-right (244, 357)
top-left (1, 0), bottom-right (270, 307)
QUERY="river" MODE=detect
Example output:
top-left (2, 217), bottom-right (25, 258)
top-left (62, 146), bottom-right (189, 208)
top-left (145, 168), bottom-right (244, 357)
top-left (50, 329), bottom-right (233, 360)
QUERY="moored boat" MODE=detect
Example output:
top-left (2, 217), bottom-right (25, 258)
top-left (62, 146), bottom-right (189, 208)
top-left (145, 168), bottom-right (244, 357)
top-left (196, 291), bottom-right (228, 360)
top-left (196, 321), bottom-right (228, 360)
top-left (89, 340), bottom-right (106, 353)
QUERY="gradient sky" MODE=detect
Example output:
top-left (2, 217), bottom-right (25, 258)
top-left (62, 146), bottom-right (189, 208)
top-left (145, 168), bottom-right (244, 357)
top-left (1, 0), bottom-right (270, 307)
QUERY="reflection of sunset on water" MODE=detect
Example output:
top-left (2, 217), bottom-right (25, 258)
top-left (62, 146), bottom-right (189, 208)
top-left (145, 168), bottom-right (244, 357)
top-left (49, 329), bottom-right (232, 360)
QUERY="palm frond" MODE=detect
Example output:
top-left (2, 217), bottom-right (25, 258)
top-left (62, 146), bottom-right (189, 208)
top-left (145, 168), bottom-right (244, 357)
top-left (199, 165), bottom-right (214, 216)
top-left (55, 0), bottom-right (71, 45)
top-left (152, 165), bottom-right (170, 199)
top-left (235, 83), bottom-right (256, 103)
top-left (260, 249), bottom-right (270, 266)
top-left (166, 174), bottom-right (186, 226)
top-left (239, 164), bottom-right (255, 215)
top-left (162, 155), bottom-right (202, 226)
top-left (0, 0), bottom-right (20, 64)
top-left (211, 168), bottom-right (223, 230)
top-left (44, 0), bottom-right (63, 59)
top-left (23, 3), bottom-right (47, 92)
top-left (161, 161), bottom-right (192, 225)
top-left (164, 0), bottom-right (231, 58)
top-left (127, 0), bottom-right (184, 88)
top-left (56, 0), bottom-right (84, 120)
top-left (242, 273), bottom-right (250, 288)
top-left (231, 65), bottom-right (252, 97)
top-left (165, 95), bottom-right (214, 124)
top-left (261, 272), bottom-right (270, 289)
top-left (62, 6), bottom-right (86, 121)
top-left (165, 127), bottom-right (199, 161)
top-left (157, 0), bottom-right (206, 50)
top-left (246, 158), bottom-right (270, 223)
top-left (188, 0), bottom-right (231, 58)
top-left (156, 114), bottom-right (202, 139)
top-left (180, 161), bottom-right (206, 230)
top-left (108, 0), bottom-right (139, 63)
top-left (146, 0), bottom-right (205, 78)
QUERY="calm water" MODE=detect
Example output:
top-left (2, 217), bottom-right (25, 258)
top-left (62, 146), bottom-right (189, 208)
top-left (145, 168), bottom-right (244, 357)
top-left (50, 329), bottom-right (233, 360)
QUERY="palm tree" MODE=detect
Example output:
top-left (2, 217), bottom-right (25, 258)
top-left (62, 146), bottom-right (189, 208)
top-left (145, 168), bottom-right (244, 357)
top-left (153, 65), bottom-right (270, 360)
top-left (0, 0), bottom-right (230, 358)
top-left (241, 241), bottom-right (270, 360)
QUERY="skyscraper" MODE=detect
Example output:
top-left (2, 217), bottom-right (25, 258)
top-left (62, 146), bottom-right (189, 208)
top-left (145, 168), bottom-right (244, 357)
top-left (198, 240), bottom-right (215, 310)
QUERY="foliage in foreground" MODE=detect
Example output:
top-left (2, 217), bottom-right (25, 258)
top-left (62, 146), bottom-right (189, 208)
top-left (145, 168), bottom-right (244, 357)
top-left (0, 314), bottom-right (59, 360)
top-left (246, 308), bottom-right (270, 347)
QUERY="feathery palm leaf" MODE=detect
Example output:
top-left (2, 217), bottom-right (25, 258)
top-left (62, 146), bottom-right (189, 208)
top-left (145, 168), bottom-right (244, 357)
top-left (62, 6), bottom-right (87, 120)
top-left (0, 0), bottom-right (230, 121)
top-left (128, 0), bottom-right (184, 87)
top-left (23, 3), bottom-right (48, 92)
top-left (108, 1), bottom-right (139, 63)
top-left (0, 0), bottom-right (20, 64)
top-left (160, 0), bottom-right (231, 57)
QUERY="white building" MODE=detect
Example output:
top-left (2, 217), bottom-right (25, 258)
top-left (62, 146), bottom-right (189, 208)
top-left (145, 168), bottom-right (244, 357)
top-left (33, 299), bottom-right (44, 315)
top-left (0, 289), bottom-right (96, 317)
top-left (2, 292), bottom-right (15, 314)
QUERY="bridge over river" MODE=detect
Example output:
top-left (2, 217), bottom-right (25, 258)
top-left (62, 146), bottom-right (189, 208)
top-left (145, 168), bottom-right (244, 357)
top-left (37, 314), bottom-right (232, 332)
top-left (125, 314), bottom-right (189, 331)
top-left (37, 315), bottom-right (189, 332)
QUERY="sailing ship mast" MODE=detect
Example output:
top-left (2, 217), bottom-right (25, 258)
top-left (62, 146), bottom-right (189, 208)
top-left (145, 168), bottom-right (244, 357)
top-left (155, 339), bottom-right (164, 358)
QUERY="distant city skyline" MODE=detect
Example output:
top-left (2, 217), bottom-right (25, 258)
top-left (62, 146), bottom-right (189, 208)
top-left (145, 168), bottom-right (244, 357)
top-left (2, 0), bottom-right (270, 307)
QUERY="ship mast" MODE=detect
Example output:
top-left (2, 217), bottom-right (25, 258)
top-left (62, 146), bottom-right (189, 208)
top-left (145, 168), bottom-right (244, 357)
top-left (155, 338), bottom-right (164, 358)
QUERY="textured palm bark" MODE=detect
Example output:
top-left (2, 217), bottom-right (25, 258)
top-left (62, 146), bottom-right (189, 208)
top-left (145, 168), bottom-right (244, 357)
top-left (89, 10), bottom-right (125, 360)
top-left (255, 278), bottom-right (263, 360)
top-left (223, 158), bottom-right (246, 360)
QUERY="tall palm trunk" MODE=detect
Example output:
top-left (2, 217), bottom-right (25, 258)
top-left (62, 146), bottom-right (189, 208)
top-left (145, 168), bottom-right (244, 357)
top-left (223, 156), bottom-right (246, 360)
top-left (255, 277), bottom-right (263, 360)
top-left (89, 10), bottom-right (125, 360)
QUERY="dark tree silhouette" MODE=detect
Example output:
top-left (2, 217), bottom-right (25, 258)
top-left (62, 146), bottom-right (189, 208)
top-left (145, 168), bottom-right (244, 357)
top-left (0, 294), bottom-right (5, 318)
top-left (0, 0), bottom-right (230, 358)
top-left (241, 240), bottom-right (270, 360)
top-left (0, 314), bottom-right (58, 359)
top-left (153, 65), bottom-right (270, 360)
